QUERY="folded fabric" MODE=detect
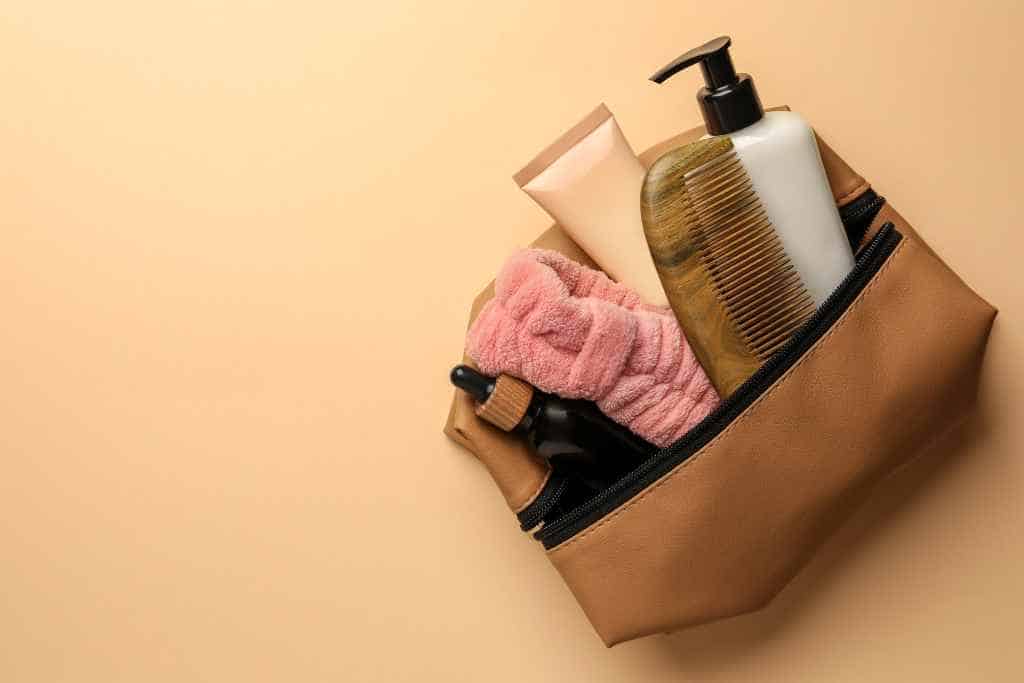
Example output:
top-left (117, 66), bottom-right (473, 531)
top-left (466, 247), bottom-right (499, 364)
top-left (466, 248), bottom-right (719, 447)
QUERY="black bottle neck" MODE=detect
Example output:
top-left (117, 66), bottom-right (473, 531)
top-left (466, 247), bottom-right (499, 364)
top-left (699, 74), bottom-right (764, 135)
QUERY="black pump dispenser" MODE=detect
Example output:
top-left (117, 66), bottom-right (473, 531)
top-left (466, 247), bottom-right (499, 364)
top-left (650, 36), bottom-right (764, 136)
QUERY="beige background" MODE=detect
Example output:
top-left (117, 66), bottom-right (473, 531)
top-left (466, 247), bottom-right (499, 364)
top-left (1, 1), bottom-right (1021, 681)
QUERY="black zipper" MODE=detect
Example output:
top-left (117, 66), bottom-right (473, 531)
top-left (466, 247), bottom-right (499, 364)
top-left (536, 222), bottom-right (903, 549)
top-left (516, 472), bottom-right (569, 531)
top-left (838, 190), bottom-right (886, 250)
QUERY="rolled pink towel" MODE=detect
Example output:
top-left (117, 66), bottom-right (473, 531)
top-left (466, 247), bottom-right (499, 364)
top-left (466, 248), bottom-right (719, 447)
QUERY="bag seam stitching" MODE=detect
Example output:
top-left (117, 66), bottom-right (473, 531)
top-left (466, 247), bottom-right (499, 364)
top-left (836, 179), bottom-right (870, 206)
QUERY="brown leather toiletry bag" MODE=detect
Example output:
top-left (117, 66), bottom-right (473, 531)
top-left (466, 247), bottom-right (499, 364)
top-left (443, 111), bottom-right (997, 646)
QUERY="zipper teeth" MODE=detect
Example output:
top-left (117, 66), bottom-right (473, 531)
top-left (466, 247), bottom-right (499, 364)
top-left (516, 473), bottom-right (568, 531)
top-left (839, 193), bottom-right (885, 249)
top-left (841, 193), bottom-right (885, 222)
top-left (536, 223), bottom-right (902, 548)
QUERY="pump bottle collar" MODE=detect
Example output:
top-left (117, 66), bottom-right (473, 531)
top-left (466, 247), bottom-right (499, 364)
top-left (650, 36), bottom-right (764, 136)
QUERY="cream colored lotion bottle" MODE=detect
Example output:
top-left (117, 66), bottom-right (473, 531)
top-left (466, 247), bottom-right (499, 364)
top-left (650, 37), bottom-right (854, 307)
top-left (514, 104), bottom-right (668, 307)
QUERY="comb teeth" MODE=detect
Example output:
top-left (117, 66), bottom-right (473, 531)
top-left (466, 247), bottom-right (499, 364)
top-left (683, 147), bottom-right (816, 360)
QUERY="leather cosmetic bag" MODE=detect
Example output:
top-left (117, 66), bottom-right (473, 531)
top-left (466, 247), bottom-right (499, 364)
top-left (443, 113), bottom-right (997, 646)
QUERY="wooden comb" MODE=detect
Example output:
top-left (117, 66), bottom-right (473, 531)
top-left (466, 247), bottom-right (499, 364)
top-left (641, 136), bottom-right (816, 397)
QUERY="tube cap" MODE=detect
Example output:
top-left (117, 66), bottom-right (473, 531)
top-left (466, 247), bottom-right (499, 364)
top-left (650, 36), bottom-right (764, 135)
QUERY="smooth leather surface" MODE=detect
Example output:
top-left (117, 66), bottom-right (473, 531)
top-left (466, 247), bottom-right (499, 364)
top-left (443, 116), bottom-right (996, 644)
top-left (548, 228), bottom-right (995, 644)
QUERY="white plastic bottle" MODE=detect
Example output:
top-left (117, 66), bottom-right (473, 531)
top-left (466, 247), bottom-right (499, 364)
top-left (651, 36), bottom-right (854, 307)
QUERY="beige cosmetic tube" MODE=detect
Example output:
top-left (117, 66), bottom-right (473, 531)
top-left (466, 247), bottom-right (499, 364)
top-left (514, 104), bottom-right (667, 306)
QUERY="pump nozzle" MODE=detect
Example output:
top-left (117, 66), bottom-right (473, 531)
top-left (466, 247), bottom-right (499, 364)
top-left (650, 36), bottom-right (764, 136)
top-left (650, 36), bottom-right (735, 85)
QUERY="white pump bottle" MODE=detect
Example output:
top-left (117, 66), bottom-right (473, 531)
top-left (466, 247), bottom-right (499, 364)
top-left (651, 36), bottom-right (854, 307)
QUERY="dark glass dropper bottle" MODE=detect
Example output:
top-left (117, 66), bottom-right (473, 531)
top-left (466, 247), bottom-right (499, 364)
top-left (449, 365), bottom-right (655, 469)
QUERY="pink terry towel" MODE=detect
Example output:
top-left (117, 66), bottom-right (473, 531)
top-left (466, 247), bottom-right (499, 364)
top-left (466, 248), bottom-right (719, 448)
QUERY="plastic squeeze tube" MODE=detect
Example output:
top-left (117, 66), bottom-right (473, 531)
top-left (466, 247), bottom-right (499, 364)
top-left (513, 104), bottom-right (668, 307)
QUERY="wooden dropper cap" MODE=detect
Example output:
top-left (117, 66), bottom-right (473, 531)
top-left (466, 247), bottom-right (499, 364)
top-left (450, 365), bottom-right (534, 432)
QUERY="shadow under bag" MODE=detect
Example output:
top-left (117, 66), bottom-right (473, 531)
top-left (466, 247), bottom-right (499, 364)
top-left (443, 111), bottom-right (998, 646)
